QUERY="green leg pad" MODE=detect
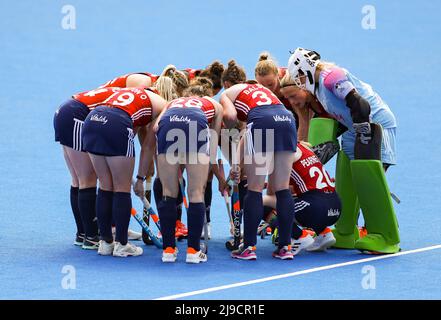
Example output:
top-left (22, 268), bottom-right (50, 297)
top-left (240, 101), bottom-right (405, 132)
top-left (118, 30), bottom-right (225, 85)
top-left (332, 151), bottom-right (360, 249)
top-left (308, 118), bottom-right (338, 146)
top-left (351, 160), bottom-right (400, 254)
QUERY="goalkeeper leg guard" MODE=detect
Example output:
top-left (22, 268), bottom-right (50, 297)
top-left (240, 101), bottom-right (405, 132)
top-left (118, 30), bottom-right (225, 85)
top-left (332, 150), bottom-right (361, 249)
top-left (351, 123), bottom-right (400, 254)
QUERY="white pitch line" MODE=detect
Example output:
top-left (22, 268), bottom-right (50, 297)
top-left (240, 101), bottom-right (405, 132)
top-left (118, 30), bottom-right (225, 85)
top-left (155, 244), bottom-right (441, 300)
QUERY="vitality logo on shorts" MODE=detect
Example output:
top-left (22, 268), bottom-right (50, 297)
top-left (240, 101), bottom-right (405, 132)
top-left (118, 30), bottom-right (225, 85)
top-left (272, 115), bottom-right (291, 122)
top-left (170, 115), bottom-right (191, 124)
top-left (90, 114), bottom-right (108, 124)
top-left (328, 208), bottom-right (340, 217)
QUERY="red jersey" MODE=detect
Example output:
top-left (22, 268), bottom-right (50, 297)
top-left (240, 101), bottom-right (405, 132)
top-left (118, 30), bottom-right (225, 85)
top-left (168, 97), bottom-right (216, 124)
top-left (182, 68), bottom-right (201, 81)
top-left (99, 72), bottom-right (159, 89)
top-left (102, 88), bottom-right (153, 127)
top-left (73, 87), bottom-right (121, 109)
top-left (234, 84), bottom-right (282, 122)
top-left (290, 143), bottom-right (335, 194)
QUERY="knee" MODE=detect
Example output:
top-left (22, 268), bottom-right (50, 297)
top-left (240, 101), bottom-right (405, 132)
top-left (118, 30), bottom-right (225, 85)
top-left (187, 188), bottom-right (204, 203)
top-left (78, 173), bottom-right (97, 189)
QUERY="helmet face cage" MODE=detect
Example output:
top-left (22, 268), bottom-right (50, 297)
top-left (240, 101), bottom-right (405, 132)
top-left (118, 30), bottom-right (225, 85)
top-left (288, 48), bottom-right (321, 93)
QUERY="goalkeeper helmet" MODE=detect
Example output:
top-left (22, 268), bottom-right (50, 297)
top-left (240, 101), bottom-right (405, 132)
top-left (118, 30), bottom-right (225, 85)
top-left (287, 48), bottom-right (321, 94)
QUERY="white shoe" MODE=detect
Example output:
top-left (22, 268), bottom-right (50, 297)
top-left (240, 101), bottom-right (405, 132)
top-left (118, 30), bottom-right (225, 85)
top-left (307, 228), bottom-right (336, 252)
top-left (112, 227), bottom-right (142, 241)
top-left (112, 242), bottom-right (143, 257)
top-left (186, 248), bottom-right (208, 264)
top-left (291, 230), bottom-right (315, 256)
top-left (162, 247), bottom-right (179, 263)
top-left (128, 229), bottom-right (142, 241)
top-left (98, 240), bottom-right (115, 256)
top-left (201, 223), bottom-right (211, 240)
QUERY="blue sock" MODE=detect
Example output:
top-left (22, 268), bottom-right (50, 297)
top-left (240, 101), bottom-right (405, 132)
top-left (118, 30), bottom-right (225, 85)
top-left (204, 181), bottom-right (212, 223)
top-left (153, 178), bottom-right (163, 205)
top-left (187, 202), bottom-right (205, 251)
top-left (243, 190), bottom-right (263, 247)
top-left (78, 187), bottom-right (98, 238)
top-left (276, 189), bottom-right (296, 247)
top-left (70, 186), bottom-right (84, 235)
top-left (113, 192), bottom-right (132, 245)
top-left (157, 197), bottom-right (177, 249)
top-left (96, 189), bottom-right (113, 242)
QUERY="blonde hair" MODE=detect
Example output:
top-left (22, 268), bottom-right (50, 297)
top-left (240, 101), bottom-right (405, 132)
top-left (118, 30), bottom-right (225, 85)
top-left (153, 76), bottom-right (177, 101)
top-left (161, 64), bottom-right (189, 97)
top-left (280, 72), bottom-right (297, 88)
top-left (183, 77), bottom-right (214, 97)
top-left (221, 60), bottom-right (247, 85)
top-left (254, 52), bottom-right (279, 77)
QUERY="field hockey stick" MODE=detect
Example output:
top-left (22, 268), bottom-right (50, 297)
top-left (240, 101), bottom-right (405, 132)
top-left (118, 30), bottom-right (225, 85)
top-left (218, 159), bottom-right (234, 229)
top-left (130, 207), bottom-right (162, 248)
top-left (142, 177), bottom-right (154, 245)
top-left (132, 179), bottom-right (161, 231)
top-left (225, 139), bottom-right (242, 251)
top-left (178, 169), bottom-right (189, 209)
top-left (178, 168), bottom-right (209, 254)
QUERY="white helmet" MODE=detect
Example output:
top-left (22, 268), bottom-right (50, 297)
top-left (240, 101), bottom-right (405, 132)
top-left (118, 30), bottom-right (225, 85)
top-left (287, 48), bottom-right (321, 94)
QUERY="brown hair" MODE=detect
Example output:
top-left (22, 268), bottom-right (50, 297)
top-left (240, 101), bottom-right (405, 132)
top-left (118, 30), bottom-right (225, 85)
top-left (199, 61), bottom-right (224, 91)
top-left (254, 52), bottom-right (279, 77)
top-left (161, 65), bottom-right (189, 97)
top-left (221, 60), bottom-right (246, 85)
top-left (183, 77), bottom-right (214, 97)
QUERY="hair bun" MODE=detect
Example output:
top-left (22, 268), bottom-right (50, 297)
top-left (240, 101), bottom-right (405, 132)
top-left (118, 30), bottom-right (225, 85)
top-left (258, 52), bottom-right (270, 61)
top-left (209, 61), bottom-right (225, 75)
top-left (161, 64), bottom-right (177, 77)
top-left (227, 60), bottom-right (237, 68)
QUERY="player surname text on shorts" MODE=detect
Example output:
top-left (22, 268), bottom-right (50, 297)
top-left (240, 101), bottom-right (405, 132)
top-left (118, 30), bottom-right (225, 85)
top-left (175, 304), bottom-right (264, 317)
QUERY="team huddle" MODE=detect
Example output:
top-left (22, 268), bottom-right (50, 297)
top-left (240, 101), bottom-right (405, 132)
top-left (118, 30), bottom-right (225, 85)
top-left (53, 48), bottom-right (400, 264)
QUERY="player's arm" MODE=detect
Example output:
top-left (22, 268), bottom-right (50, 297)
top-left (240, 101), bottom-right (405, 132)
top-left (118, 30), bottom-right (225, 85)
top-left (292, 104), bottom-right (313, 141)
top-left (220, 91), bottom-right (238, 129)
top-left (126, 74), bottom-right (153, 88)
top-left (208, 99), bottom-right (224, 167)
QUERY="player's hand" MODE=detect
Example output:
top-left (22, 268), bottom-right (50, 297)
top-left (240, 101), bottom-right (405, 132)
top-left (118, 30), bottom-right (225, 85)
top-left (229, 166), bottom-right (241, 184)
top-left (353, 122), bottom-right (372, 144)
top-left (133, 179), bottom-right (145, 197)
top-left (218, 177), bottom-right (230, 196)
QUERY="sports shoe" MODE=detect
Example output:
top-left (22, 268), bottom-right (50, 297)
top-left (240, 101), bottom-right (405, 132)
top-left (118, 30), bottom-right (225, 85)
top-left (358, 226), bottom-right (368, 239)
top-left (291, 230), bottom-right (314, 255)
top-left (303, 228), bottom-right (316, 237)
top-left (231, 244), bottom-right (257, 260)
top-left (112, 242), bottom-right (143, 257)
top-left (272, 245), bottom-right (294, 260)
top-left (112, 227), bottom-right (142, 241)
top-left (98, 240), bottom-right (115, 256)
top-left (162, 247), bottom-right (179, 263)
top-left (186, 247), bottom-right (207, 264)
top-left (74, 233), bottom-right (85, 246)
top-left (200, 222), bottom-right (211, 240)
top-left (82, 236), bottom-right (100, 250)
top-left (175, 220), bottom-right (188, 238)
top-left (307, 228), bottom-right (336, 252)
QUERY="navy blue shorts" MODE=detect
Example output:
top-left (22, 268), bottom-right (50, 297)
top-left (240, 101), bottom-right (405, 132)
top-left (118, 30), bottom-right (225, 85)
top-left (53, 98), bottom-right (90, 151)
top-left (245, 104), bottom-right (297, 154)
top-left (82, 106), bottom-right (135, 157)
top-left (293, 190), bottom-right (342, 234)
top-left (156, 108), bottom-right (210, 155)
